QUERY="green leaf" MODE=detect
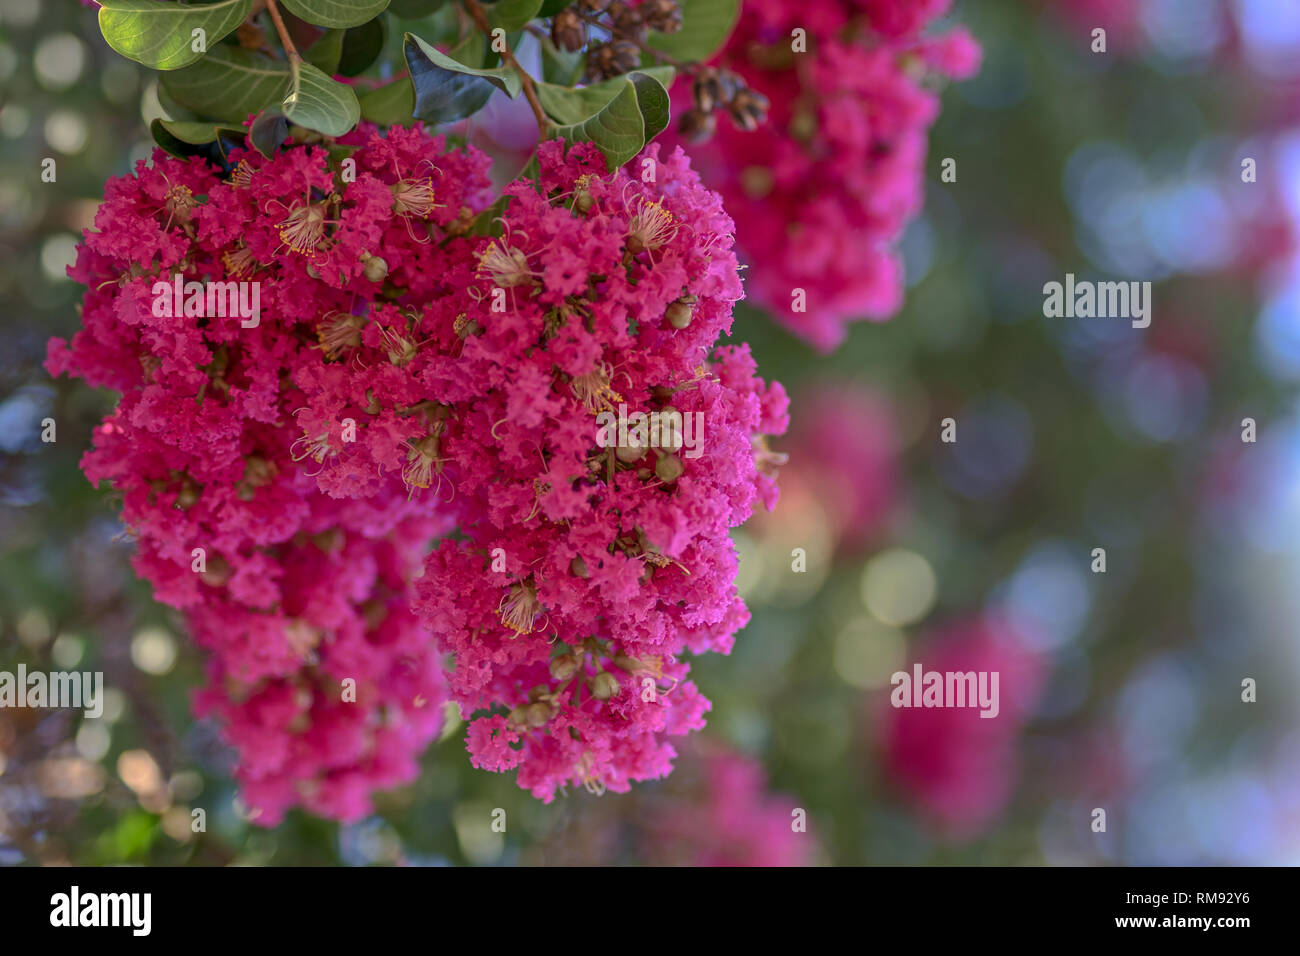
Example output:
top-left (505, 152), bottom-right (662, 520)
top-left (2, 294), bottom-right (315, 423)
top-left (464, 193), bottom-right (512, 237)
top-left (249, 107), bottom-right (289, 157)
top-left (539, 34), bottom-right (583, 87)
top-left (162, 46), bottom-right (289, 124)
top-left (484, 0), bottom-right (543, 32)
top-left (338, 17), bottom-right (387, 75)
top-left (150, 118), bottom-right (244, 160)
top-left (537, 0), bottom-right (569, 16)
top-left (97, 0), bottom-right (254, 70)
top-left (388, 0), bottom-right (447, 16)
top-left (156, 119), bottom-right (223, 144)
top-left (537, 67), bottom-right (673, 168)
top-left (306, 28), bottom-right (345, 73)
top-left (358, 77), bottom-right (416, 125)
top-left (646, 0), bottom-right (738, 63)
top-left (279, 0), bottom-right (391, 30)
top-left (404, 33), bottom-right (521, 125)
top-left (283, 59), bottom-right (361, 135)
top-left (448, 29), bottom-right (486, 69)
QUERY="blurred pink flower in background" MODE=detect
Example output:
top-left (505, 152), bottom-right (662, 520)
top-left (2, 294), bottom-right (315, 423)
top-left (665, 0), bottom-right (980, 350)
top-left (786, 382), bottom-right (901, 553)
top-left (876, 614), bottom-right (1046, 839)
top-left (642, 743), bottom-right (817, 866)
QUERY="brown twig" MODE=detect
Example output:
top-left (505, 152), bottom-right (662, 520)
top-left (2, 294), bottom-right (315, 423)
top-left (462, 0), bottom-right (551, 139)
top-left (264, 0), bottom-right (302, 62)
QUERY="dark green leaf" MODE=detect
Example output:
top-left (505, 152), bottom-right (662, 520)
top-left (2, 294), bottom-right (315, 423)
top-left (338, 17), bottom-right (387, 76)
top-left (279, 0), bottom-right (390, 30)
top-left (283, 59), bottom-right (361, 135)
top-left (97, 0), bottom-right (254, 70)
top-left (306, 28), bottom-right (345, 73)
top-left (358, 77), bottom-right (416, 125)
top-left (484, 0), bottom-right (543, 32)
top-left (537, 67), bottom-right (672, 168)
top-left (155, 119), bottom-right (220, 145)
top-left (150, 119), bottom-right (245, 161)
top-left (537, 0), bottom-right (569, 16)
top-left (646, 0), bottom-right (738, 63)
top-left (404, 33), bottom-right (521, 125)
top-left (249, 108), bottom-right (289, 157)
top-left (388, 0), bottom-right (447, 15)
top-left (162, 46), bottom-right (289, 124)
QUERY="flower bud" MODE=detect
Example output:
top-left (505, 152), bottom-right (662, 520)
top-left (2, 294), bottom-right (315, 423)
top-left (549, 653), bottom-right (580, 681)
top-left (360, 251), bottom-right (388, 283)
top-left (616, 440), bottom-right (645, 463)
top-left (665, 296), bottom-right (696, 329)
top-left (199, 554), bottom-right (231, 587)
top-left (591, 671), bottom-right (620, 700)
top-left (655, 453), bottom-right (683, 482)
top-left (526, 701), bottom-right (552, 727)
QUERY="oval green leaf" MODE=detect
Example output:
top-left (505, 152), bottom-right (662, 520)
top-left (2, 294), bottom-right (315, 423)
top-left (485, 0), bottom-right (543, 32)
top-left (538, 67), bottom-right (672, 169)
top-left (283, 59), bottom-right (362, 136)
top-left (358, 77), bottom-right (416, 125)
top-left (646, 0), bottom-right (738, 63)
top-left (279, 0), bottom-right (391, 30)
top-left (404, 33), bottom-right (521, 125)
top-left (98, 0), bottom-right (254, 71)
top-left (162, 46), bottom-right (289, 124)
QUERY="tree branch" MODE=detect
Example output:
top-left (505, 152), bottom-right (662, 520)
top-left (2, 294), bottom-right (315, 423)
top-left (462, 0), bottom-right (550, 140)
top-left (264, 0), bottom-right (301, 63)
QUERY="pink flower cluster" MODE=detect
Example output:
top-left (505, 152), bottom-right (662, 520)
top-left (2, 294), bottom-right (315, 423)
top-left (50, 126), bottom-right (786, 816)
top-left (47, 126), bottom-right (494, 824)
top-left (404, 140), bottom-right (787, 802)
top-left (668, 0), bottom-right (981, 350)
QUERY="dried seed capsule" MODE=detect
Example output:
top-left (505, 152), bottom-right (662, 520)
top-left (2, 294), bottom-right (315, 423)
top-left (587, 40), bottom-right (640, 81)
top-left (643, 0), bottom-right (682, 33)
top-left (677, 108), bottom-right (716, 143)
top-left (552, 7), bottom-right (586, 52)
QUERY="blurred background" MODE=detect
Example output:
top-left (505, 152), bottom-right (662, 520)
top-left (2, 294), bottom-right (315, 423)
top-left (3, 0), bottom-right (1300, 865)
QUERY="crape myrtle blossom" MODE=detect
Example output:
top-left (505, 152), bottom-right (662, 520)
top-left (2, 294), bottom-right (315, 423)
top-left (667, 0), bottom-right (981, 350)
top-left (50, 122), bottom-right (788, 815)
top-left (47, 124), bottom-right (497, 823)
top-left (411, 140), bottom-right (789, 801)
